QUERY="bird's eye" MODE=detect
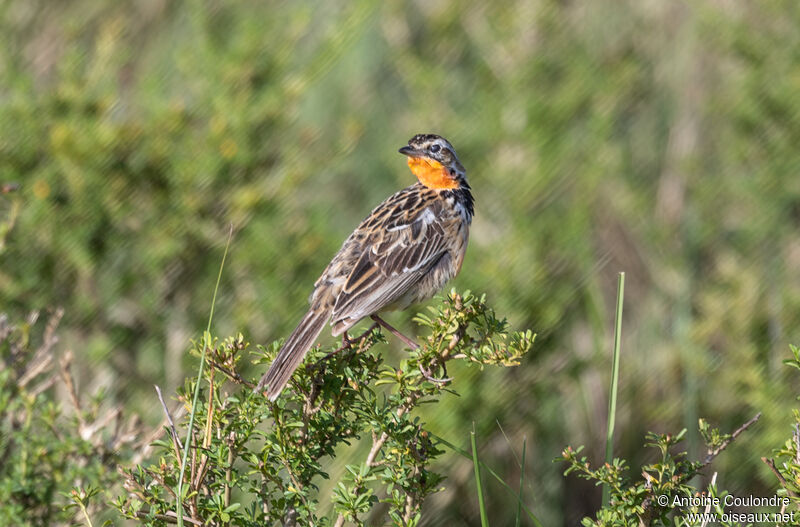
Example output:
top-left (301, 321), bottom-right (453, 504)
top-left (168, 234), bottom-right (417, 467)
top-left (430, 144), bottom-right (441, 153)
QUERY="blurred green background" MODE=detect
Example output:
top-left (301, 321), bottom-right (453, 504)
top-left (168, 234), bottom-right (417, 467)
top-left (2, 0), bottom-right (800, 524)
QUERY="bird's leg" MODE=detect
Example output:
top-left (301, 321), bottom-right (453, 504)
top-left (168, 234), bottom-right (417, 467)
top-left (370, 315), bottom-right (419, 350)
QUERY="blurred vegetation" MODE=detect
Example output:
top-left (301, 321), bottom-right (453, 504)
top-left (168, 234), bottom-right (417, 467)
top-left (0, 309), bottom-right (148, 526)
top-left (2, 0), bottom-right (800, 524)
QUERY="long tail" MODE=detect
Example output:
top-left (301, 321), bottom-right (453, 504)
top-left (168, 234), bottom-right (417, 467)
top-left (256, 308), bottom-right (330, 401)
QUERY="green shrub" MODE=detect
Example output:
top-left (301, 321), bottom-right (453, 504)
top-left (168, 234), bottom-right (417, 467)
top-left (114, 291), bottom-right (534, 526)
top-left (0, 309), bottom-right (146, 526)
top-left (559, 344), bottom-right (800, 526)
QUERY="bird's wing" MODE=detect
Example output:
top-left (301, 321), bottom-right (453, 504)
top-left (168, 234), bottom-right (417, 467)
top-left (329, 188), bottom-right (450, 331)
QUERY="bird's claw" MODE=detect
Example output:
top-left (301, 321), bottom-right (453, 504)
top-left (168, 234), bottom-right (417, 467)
top-left (418, 363), bottom-right (452, 384)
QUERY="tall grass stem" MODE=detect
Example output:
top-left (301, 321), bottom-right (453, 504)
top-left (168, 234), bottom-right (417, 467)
top-left (514, 436), bottom-right (527, 527)
top-left (176, 226), bottom-right (233, 527)
top-left (602, 272), bottom-right (625, 507)
top-left (471, 424), bottom-right (490, 527)
top-left (432, 433), bottom-right (542, 526)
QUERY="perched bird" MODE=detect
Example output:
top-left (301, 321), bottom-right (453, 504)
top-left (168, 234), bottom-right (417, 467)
top-left (256, 134), bottom-right (473, 400)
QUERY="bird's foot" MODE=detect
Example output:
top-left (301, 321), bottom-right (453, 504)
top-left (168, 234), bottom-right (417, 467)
top-left (418, 362), bottom-right (453, 384)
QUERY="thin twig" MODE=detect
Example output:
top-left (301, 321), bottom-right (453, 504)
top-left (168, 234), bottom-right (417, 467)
top-left (142, 468), bottom-right (179, 500)
top-left (333, 430), bottom-right (391, 527)
top-left (42, 308), bottom-right (64, 355)
top-left (280, 457), bottom-right (309, 508)
top-left (314, 322), bottom-right (379, 366)
top-left (18, 310), bottom-right (63, 387)
top-left (18, 354), bottom-right (54, 388)
top-left (225, 432), bottom-right (235, 510)
top-left (206, 358), bottom-right (255, 388)
top-left (134, 510), bottom-right (203, 526)
top-left (155, 385), bottom-right (183, 461)
top-left (85, 407), bottom-right (122, 448)
top-left (762, 457), bottom-right (800, 498)
top-left (334, 405), bottom-right (414, 527)
top-left (402, 463), bottom-right (421, 524)
top-left (59, 350), bottom-right (92, 441)
top-left (189, 429), bottom-right (198, 506)
top-left (59, 351), bottom-right (82, 414)
top-left (440, 331), bottom-right (462, 360)
top-left (701, 412), bottom-right (761, 467)
top-left (28, 375), bottom-right (58, 398)
top-left (794, 423), bottom-right (799, 465)
top-left (203, 368), bottom-right (216, 450)
top-left (194, 448), bottom-right (211, 494)
top-left (135, 408), bottom-right (185, 464)
top-left (418, 362), bottom-right (452, 384)
top-left (699, 472), bottom-right (717, 527)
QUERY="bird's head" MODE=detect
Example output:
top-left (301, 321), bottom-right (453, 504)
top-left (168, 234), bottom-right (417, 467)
top-left (399, 134), bottom-right (466, 190)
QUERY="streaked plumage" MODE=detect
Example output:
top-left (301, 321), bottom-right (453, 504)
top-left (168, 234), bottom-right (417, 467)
top-left (257, 134), bottom-right (473, 400)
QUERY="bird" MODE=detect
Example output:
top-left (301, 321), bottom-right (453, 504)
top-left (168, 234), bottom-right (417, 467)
top-left (256, 134), bottom-right (474, 400)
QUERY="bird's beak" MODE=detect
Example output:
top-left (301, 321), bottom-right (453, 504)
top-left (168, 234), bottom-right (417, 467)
top-left (398, 145), bottom-right (423, 158)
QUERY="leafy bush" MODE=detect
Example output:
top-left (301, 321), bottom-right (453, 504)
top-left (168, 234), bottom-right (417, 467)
top-left (0, 309), bottom-right (147, 526)
top-left (114, 291), bottom-right (534, 526)
top-left (559, 345), bottom-right (800, 526)
top-left (764, 345), bottom-right (800, 508)
top-left (3, 2), bottom-right (800, 522)
top-left (560, 414), bottom-right (761, 526)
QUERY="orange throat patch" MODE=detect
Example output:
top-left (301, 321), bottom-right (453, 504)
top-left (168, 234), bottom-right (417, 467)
top-left (407, 157), bottom-right (458, 189)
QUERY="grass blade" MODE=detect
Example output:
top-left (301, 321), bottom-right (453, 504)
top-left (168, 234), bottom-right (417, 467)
top-left (176, 225), bottom-right (234, 527)
top-left (515, 436), bottom-right (527, 527)
top-left (431, 432), bottom-right (543, 527)
top-left (494, 419), bottom-right (530, 527)
top-left (602, 272), bottom-right (625, 507)
top-left (471, 424), bottom-right (490, 527)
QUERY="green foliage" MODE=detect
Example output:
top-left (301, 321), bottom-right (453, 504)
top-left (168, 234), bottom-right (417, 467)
top-left (782, 344), bottom-right (800, 372)
top-left (559, 420), bottom-right (759, 526)
top-left (114, 291), bottom-right (533, 526)
top-left (768, 417), bottom-right (800, 501)
top-left (2, 1), bottom-right (800, 523)
top-left (562, 344), bottom-right (800, 526)
top-left (64, 486), bottom-right (107, 527)
top-left (764, 345), bottom-right (800, 514)
top-left (0, 310), bottom-right (144, 526)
